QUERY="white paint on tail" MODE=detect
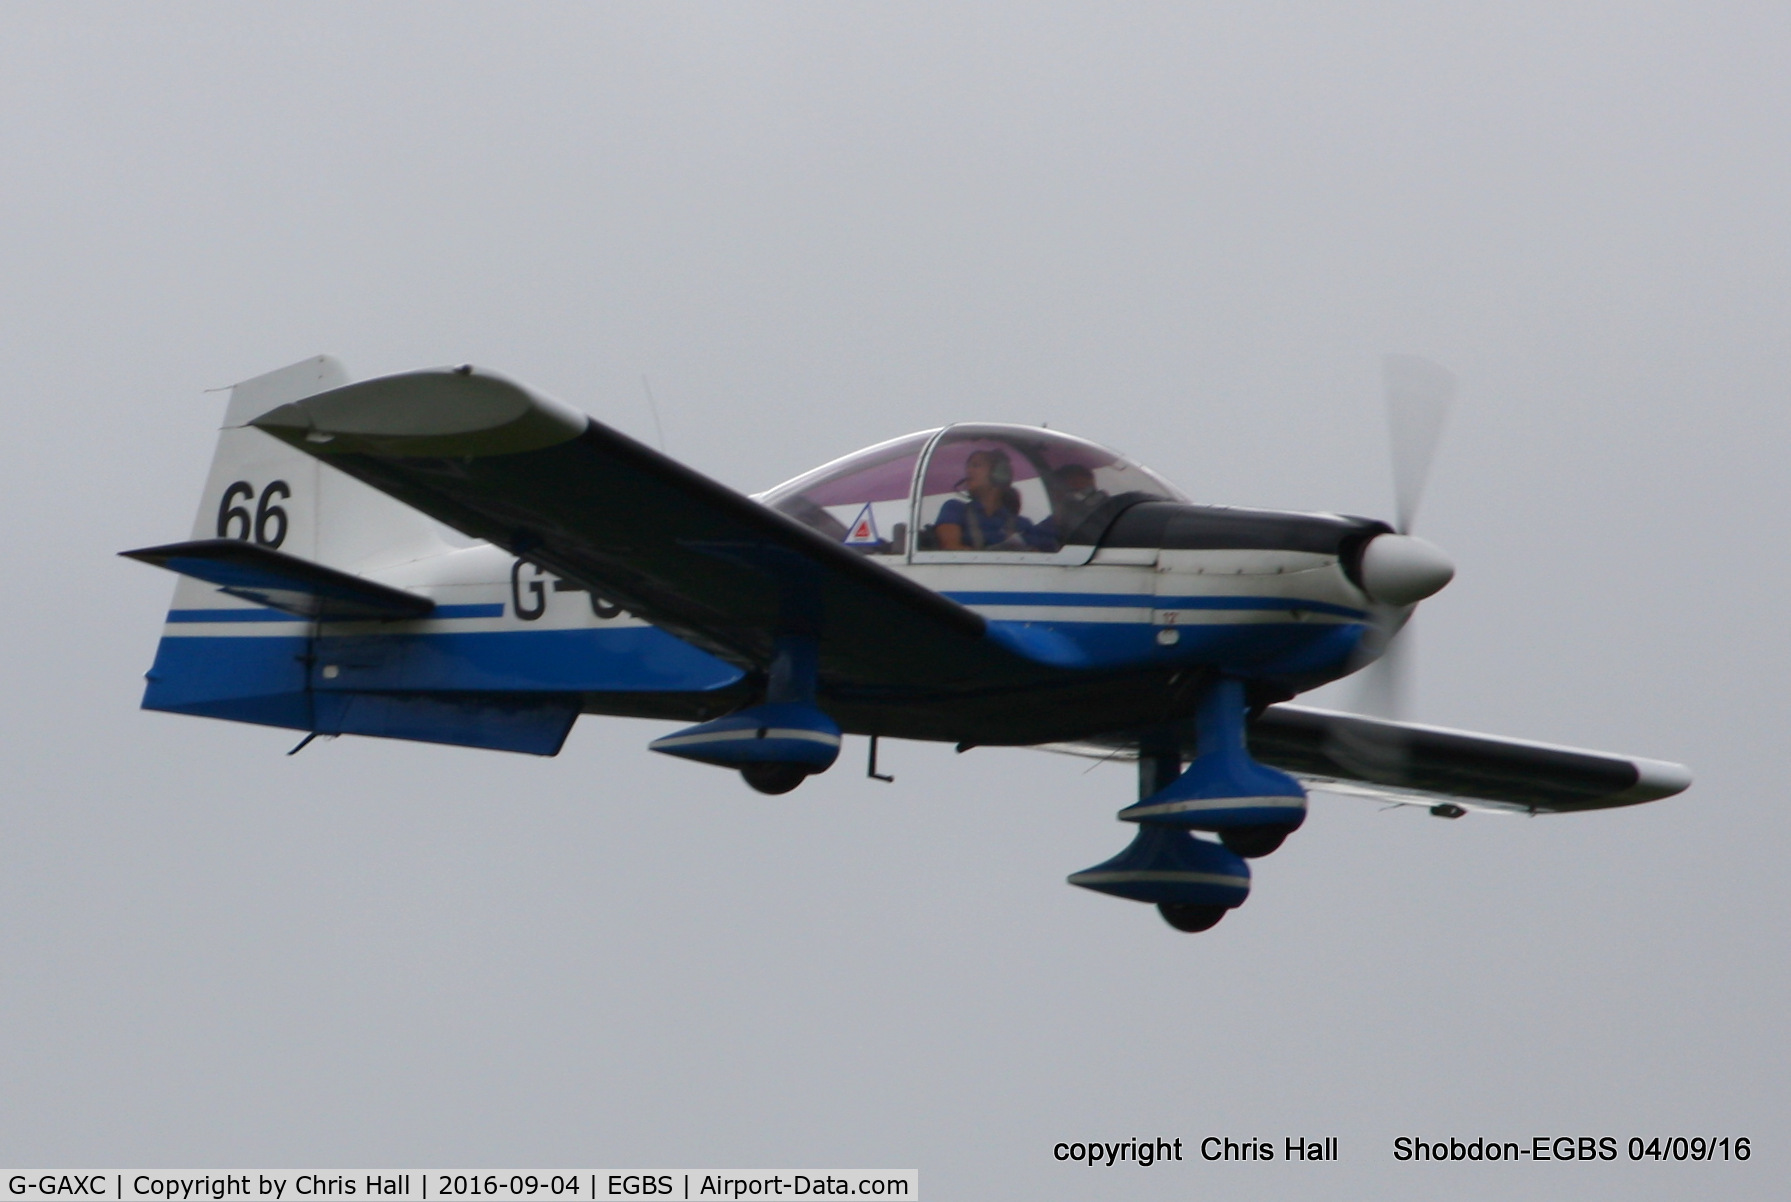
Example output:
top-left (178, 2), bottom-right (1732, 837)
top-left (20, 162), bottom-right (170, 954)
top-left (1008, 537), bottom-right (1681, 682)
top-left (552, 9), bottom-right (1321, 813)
top-left (185, 356), bottom-right (463, 589)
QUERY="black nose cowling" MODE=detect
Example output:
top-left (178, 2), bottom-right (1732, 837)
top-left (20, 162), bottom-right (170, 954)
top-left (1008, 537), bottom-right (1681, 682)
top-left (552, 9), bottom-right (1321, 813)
top-left (1092, 502), bottom-right (1453, 606)
top-left (1099, 501), bottom-right (1392, 558)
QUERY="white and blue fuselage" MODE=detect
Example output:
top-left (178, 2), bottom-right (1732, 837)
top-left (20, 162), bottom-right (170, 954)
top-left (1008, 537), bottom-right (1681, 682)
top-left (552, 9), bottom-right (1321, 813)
top-left (145, 531), bottom-right (1380, 749)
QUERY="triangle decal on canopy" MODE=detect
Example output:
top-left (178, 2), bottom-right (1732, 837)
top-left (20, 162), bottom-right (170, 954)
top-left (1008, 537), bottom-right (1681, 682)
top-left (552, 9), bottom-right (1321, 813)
top-left (843, 502), bottom-right (881, 546)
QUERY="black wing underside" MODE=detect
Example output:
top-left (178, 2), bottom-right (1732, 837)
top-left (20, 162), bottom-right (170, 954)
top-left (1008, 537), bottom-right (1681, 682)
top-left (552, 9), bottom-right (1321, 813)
top-left (249, 368), bottom-right (1052, 695)
top-left (1042, 704), bottom-right (1691, 814)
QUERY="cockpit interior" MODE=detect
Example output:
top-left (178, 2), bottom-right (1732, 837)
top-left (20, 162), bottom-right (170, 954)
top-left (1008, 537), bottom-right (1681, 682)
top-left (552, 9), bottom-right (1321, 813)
top-left (759, 424), bottom-right (1185, 558)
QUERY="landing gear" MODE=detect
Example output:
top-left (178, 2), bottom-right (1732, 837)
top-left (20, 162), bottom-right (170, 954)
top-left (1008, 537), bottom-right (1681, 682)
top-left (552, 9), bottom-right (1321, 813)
top-left (1158, 902), bottom-right (1228, 933)
top-left (1116, 679), bottom-right (1308, 837)
top-left (1067, 824), bottom-right (1250, 924)
top-left (1071, 677), bottom-right (1313, 931)
top-left (741, 762), bottom-right (809, 795)
top-left (649, 634), bottom-right (843, 794)
top-left (1220, 823), bottom-right (1297, 858)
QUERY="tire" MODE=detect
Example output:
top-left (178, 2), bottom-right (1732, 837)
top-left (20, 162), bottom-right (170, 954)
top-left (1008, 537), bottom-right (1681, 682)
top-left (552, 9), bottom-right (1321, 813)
top-left (741, 762), bottom-right (809, 795)
top-left (1157, 902), bottom-right (1228, 932)
top-left (1220, 823), bottom-right (1294, 858)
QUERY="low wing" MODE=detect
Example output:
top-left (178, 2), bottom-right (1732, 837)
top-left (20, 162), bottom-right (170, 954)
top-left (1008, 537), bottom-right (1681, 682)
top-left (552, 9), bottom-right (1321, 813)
top-left (248, 367), bottom-right (1052, 692)
top-left (1043, 704), bottom-right (1691, 814)
top-left (121, 538), bottom-right (436, 621)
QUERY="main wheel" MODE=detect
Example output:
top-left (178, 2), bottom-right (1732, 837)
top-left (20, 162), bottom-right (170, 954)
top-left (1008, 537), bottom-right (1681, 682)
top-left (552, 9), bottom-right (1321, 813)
top-left (741, 763), bottom-right (809, 795)
top-left (1220, 823), bottom-right (1295, 858)
top-left (1157, 902), bottom-right (1228, 932)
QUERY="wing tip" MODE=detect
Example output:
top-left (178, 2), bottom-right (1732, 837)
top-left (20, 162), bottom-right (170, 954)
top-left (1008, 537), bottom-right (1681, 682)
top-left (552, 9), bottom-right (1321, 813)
top-left (250, 366), bottom-right (588, 459)
top-left (1621, 757), bottom-right (1693, 804)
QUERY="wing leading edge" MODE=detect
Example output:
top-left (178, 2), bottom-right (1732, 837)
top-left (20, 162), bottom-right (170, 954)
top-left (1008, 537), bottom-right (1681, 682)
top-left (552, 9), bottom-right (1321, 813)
top-left (1043, 704), bottom-right (1691, 814)
top-left (248, 367), bottom-right (1054, 694)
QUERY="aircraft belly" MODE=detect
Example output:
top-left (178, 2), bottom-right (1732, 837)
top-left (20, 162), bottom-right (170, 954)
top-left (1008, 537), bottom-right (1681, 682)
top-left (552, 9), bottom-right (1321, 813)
top-left (144, 600), bottom-right (744, 742)
top-left (310, 626), bottom-right (743, 694)
top-left (142, 632), bottom-right (313, 728)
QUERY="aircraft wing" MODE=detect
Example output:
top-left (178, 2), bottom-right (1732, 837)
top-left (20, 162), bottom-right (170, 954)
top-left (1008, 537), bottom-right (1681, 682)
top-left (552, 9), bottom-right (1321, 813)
top-left (249, 367), bottom-right (1055, 691)
top-left (1042, 704), bottom-right (1691, 814)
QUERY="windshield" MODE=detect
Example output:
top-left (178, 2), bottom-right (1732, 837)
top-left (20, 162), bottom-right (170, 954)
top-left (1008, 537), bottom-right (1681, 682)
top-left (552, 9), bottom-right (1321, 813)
top-left (757, 430), bottom-right (935, 556)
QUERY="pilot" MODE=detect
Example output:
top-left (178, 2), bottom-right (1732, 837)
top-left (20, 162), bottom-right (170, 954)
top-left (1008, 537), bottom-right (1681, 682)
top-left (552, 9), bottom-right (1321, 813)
top-left (1033, 463), bottom-right (1109, 548)
top-left (936, 449), bottom-right (1039, 551)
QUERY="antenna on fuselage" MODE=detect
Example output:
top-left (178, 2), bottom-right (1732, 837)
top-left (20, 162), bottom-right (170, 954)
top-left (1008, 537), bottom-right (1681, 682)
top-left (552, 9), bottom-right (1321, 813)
top-left (641, 374), bottom-right (668, 453)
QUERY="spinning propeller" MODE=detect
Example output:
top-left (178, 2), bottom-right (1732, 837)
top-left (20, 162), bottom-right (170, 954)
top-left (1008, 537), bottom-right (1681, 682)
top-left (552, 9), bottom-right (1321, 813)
top-left (1385, 353), bottom-right (1454, 539)
top-left (1352, 354), bottom-right (1457, 720)
top-left (1328, 357), bottom-right (1457, 776)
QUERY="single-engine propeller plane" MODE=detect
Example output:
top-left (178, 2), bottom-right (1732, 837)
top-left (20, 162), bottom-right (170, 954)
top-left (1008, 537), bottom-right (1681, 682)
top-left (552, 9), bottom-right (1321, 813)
top-left (125, 356), bottom-right (1690, 932)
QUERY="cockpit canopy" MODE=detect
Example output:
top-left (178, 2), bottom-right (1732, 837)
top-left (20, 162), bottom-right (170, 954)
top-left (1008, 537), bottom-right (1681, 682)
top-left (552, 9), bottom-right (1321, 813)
top-left (760, 424), bottom-right (1185, 557)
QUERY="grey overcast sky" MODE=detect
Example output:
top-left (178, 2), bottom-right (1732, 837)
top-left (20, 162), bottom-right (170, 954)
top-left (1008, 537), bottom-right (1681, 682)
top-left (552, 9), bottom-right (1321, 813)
top-left (1, 4), bottom-right (1785, 1198)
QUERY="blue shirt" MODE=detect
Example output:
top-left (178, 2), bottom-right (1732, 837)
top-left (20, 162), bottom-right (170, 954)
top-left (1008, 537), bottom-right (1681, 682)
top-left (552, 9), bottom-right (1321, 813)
top-left (937, 498), bottom-right (1045, 550)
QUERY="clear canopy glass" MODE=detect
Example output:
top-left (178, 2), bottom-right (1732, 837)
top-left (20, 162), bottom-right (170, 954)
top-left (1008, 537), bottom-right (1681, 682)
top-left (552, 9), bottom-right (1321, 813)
top-left (915, 425), bottom-right (1184, 552)
top-left (759, 424), bottom-right (1184, 556)
top-left (759, 430), bottom-right (933, 555)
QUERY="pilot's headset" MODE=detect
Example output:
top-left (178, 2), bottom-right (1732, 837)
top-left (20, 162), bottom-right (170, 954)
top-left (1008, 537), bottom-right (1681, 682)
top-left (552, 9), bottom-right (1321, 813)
top-left (957, 448), bottom-right (1014, 492)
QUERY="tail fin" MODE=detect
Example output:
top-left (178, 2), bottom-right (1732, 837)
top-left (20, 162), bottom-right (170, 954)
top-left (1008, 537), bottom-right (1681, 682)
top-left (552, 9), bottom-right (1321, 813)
top-left (140, 356), bottom-right (466, 734)
top-left (189, 355), bottom-right (454, 571)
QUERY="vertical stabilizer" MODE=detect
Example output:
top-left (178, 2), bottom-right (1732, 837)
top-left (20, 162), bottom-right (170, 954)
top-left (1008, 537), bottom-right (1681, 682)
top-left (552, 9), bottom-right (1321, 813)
top-left (188, 356), bottom-right (346, 557)
top-left (189, 355), bottom-right (453, 572)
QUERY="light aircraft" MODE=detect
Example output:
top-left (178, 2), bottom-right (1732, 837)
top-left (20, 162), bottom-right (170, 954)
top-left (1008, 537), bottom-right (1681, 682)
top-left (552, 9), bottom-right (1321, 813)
top-left (125, 356), bottom-right (1690, 932)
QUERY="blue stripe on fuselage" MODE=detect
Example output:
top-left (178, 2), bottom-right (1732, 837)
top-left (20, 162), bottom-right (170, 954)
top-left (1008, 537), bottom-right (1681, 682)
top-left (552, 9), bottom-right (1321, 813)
top-left (945, 591), bottom-right (1366, 619)
top-left (166, 608), bottom-right (302, 623)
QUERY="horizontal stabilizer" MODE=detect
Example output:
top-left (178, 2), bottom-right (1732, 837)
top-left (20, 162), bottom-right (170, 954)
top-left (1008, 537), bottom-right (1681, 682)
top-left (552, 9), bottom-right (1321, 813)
top-left (122, 539), bottom-right (435, 621)
top-left (1040, 704), bottom-right (1691, 814)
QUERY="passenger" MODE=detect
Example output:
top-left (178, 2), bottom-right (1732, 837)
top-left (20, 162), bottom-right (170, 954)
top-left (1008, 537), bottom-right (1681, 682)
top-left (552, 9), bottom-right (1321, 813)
top-left (1033, 463), bottom-right (1110, 548)
top-left (936, 449), bottom-right (1039, 551)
